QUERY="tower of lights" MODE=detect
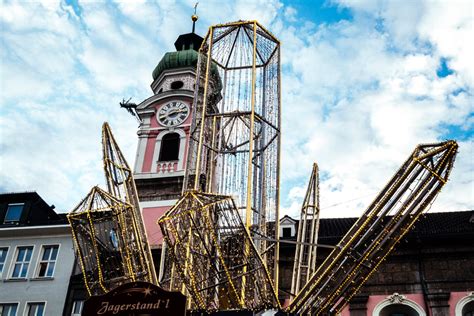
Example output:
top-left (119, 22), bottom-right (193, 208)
top-left (184, 19), bottom-right (281, 286)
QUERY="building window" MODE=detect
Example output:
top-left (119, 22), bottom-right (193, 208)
top-left (71, 300), bottom-right (84, 316)
top-left (10, 246), bottom-right (33, 278)
top-left (3, 203), bottom-right (24, 224)
top-left (378, 303), bottom-right (422, 316)
top-left (170, 80), bottom-right (184, 89)
top-left (0, 303), bottom-right (18, 316)
top-left (373, 293), bottom-right (426, 316)
top-left (282, 227), bottom-right (292, 238)
top-left (0, 247), bottom-right (8, 277)
top-left (26, 302), bottom-right (45, 316)
top-left (159, 133), bottom-right (180, 161)
top-left (37, 245), bottom-right (58, 277)
top-left (455, 293), bottom-right (474, 316)
top-left (463, 300), bottom-right (474, 316)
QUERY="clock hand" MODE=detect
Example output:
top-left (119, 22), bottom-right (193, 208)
top-left (169, 109), bottom-right (188, 114)
top-left (163, 109), bottom-right (187, 117)
top-left (159, 108), bottom-right (188, 120)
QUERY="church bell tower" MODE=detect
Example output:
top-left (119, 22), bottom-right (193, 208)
top-left (132, 15), bottom-right (221, 248)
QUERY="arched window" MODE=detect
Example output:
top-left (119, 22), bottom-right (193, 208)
top-left (379, 303), bottom-right (421, 316)
top-left (159, 133), bottom-right (180, 161)
top-left (373, 294), bottom-right (426, 316)
top-left (463, 301), bottom-right (474, 316)
top-left (456, 293), bottom-right (474, 316)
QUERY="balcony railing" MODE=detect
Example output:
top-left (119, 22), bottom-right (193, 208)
top-left (156, 160), bottom-right (179, 173)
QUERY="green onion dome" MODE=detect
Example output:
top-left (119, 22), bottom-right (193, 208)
top-left (152, 48), bottom-right (222, 92)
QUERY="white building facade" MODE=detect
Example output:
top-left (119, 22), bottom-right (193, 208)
top-left (0, 192), bottom-right (76, 316)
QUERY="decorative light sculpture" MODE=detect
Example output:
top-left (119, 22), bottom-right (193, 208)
top-left (291, 163), bottom-right (321, 298)
top-left (288, 140), bottom-right (458, 315)
top-left (101, 123), bottom-right (157, 284)
top-left (68, 123), bottom-right (157, 296)
top-left (158, 191), bottom-right (278, 311)
top-left (184, 18), bottom-right (281, 290)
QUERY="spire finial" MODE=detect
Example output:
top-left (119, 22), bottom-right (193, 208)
top-left (192, 2), bottom-right (199, 33)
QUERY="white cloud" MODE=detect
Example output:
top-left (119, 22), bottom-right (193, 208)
top-left (0, 0), bottom-right (472, 219)
top-left (279, 0), bottom-right (473, 218)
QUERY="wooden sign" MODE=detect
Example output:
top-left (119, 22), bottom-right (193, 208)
top-left (82, 281), bottom-right (186, 316)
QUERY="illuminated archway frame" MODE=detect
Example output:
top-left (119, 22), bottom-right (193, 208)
top-left (455, 292), bottom-right (474, 316)
top-left (372, 293), bottom-right (426, 316)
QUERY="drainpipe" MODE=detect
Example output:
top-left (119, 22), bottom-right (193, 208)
top-left (416, 233), bottom-right (431, 316)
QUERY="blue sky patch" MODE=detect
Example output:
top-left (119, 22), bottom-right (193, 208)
top-left (283, 0), bottom-right (353, 25)
top-left (437, 57), bottom-right (454, 78)
top-left (439, 120), bottom-right (473, 141)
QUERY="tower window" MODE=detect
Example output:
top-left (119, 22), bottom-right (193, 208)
top-left (170, 80), bottom-right (184, 90)
top-left (159, 133), bottom-right (180, 161)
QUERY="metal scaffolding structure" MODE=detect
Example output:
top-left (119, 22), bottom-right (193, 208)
top-left (68, 123), bottom-right (157, 296)
top-left (288, 140), bottom-right (458, 315)
top-left (291, 163), bottom-right (321, 298)
top-left (159, 20), bottom-right (282, 311)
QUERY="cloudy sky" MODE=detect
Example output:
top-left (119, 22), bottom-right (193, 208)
top-left (1, 0), bottom-right (472, 218)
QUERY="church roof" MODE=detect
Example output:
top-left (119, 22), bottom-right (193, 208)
top-left (151, 48), bottom-right (222, 92)
top-left (152, 31), bottom-right (202, 81)
top-left (174, 32), bottom-right (203, 51)
top-left (152, 49), bottom-right (199, 80)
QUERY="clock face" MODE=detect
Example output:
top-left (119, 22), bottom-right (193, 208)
top-left (157, 101), bottom-right (190, 127)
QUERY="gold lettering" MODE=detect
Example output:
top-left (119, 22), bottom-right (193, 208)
top-left (113, 304), bottom-right (120, 314)
top-left (97, 302), bottom-right (109, 315)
